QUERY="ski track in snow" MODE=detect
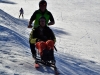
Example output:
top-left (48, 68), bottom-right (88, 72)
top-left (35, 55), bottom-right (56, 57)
top-left (0, 0), bottom-right (100, 75)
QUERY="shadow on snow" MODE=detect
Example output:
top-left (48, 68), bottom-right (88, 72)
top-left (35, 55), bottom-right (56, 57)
top-left (55, 53), bottom-right (100, 75)
top-left (52, 27), bottom-right (71, 37)
top-left (0, 0), bottom-right (16, 4)
top-left (0, 25), bottom-right (29, 48)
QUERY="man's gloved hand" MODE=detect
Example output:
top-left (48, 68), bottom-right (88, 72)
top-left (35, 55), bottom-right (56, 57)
top-left (28, 25), bottom-right (32, 28)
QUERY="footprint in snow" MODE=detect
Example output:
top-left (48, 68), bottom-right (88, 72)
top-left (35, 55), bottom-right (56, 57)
top-left (0, 61), bottom-right (2, 64)
top-left (89, 60), bottom-right (95, 64)
top-left (14, 74), bottom-right (19, 75)
top-left (5, 66), bottom-right (10, 69)
top-left (10, 56), bottom-right (15, 58)
top-left (11, 60), bottom-right (17, 62)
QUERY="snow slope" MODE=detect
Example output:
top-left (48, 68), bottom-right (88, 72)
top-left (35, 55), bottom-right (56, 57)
top-left (0, 0), bottom-right (100, 75)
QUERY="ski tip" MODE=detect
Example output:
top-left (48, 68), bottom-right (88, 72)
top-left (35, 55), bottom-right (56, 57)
top-left (34, 64), bottom-right (39, 68)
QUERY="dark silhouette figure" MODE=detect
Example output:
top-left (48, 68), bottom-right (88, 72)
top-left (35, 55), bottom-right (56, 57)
top-left (19, 8), bottom-right (24, 18)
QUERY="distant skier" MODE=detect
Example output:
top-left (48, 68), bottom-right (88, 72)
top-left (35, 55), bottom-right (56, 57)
top-left (19, 8), bottom-right (24, 18)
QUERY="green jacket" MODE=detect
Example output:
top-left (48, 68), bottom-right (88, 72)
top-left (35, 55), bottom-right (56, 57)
top-left (30, 9), bottom-right (55, 28)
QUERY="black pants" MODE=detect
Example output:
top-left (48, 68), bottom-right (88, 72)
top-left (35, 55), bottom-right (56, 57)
top-left (29, 43), bottom-right (36, 56)
top-left (41, 49), bottom-right (55, 61)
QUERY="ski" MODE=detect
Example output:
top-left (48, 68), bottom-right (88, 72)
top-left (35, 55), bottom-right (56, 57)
top-left (34, 58), bottom-right (60, 75)
top-left (50, 65), bottom-right (60, 75)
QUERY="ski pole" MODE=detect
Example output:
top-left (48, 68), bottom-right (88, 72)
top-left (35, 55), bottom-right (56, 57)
top-left (54, 46), bottom-right (57, 51)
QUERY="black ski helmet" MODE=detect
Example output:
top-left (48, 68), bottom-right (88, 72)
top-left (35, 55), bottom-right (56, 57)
top-left (39, 0), bottom-right (47, 7)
